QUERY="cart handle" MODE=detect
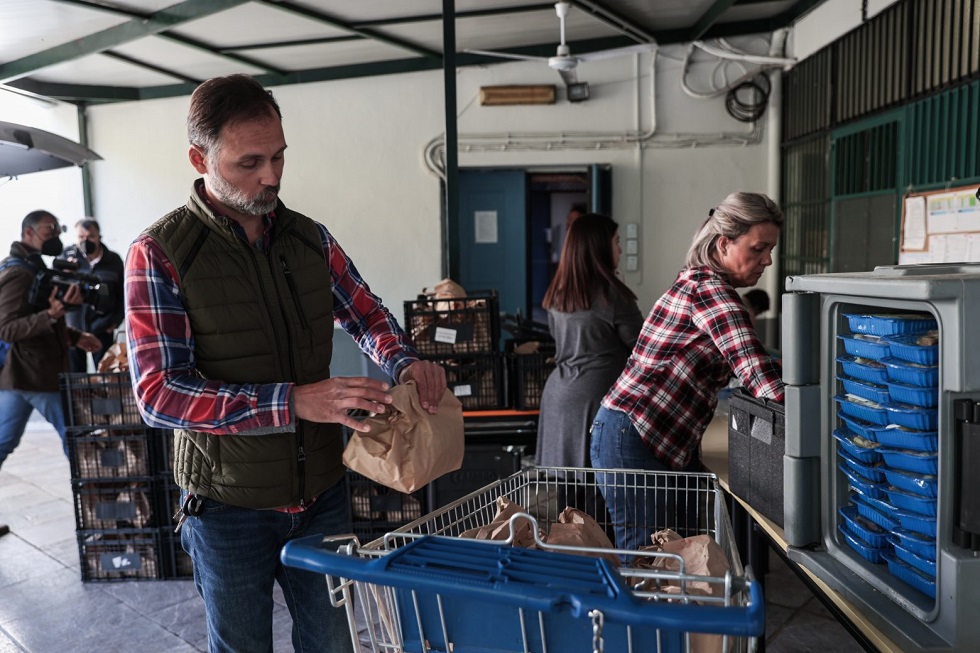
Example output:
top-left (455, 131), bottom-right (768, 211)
top-left (281, 534), bottom-right (764, 637)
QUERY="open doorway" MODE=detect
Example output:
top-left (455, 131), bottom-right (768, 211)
top-left (453, 165), bottom-right (610, 324)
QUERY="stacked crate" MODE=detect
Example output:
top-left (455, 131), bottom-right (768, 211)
top-left (506, 339), bottom-right (556, 411)
top-left (403, 290), bottom-right (504, 410)
top-left (62, 373), bottom-right (169, 581)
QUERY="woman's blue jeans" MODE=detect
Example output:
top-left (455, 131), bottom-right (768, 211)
top-left (590, 405), bottom-right (703, 551)
top-left (0, 389), bottom-right (68, 467)
top-left (180, 479), bottom-right (354, 653)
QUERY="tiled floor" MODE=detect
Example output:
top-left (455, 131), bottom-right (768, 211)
top-left (0, 417), bottom-right (863, 653)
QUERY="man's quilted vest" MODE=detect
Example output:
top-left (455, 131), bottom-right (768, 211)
top-left (145, 192), bottom-right (340, 509)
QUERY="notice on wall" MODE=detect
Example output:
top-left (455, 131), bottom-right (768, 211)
top-left (901, 196), bottom-right (926, 250)
top-left (474, 210), bottom-right (498, 244)
top-left (899, 184), bottom-right (980, 265)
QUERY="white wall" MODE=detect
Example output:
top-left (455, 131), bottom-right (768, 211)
top-left (0, 91), bottom-right (87, 251)
top-left (3, 35), bottom-right (779, 316)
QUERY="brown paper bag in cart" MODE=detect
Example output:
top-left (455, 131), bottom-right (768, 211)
top-left (342, 381), bottom-right (464, 493)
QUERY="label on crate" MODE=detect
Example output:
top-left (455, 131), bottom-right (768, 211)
top-left (100, 450), bottom-right (125, 468)
top-left (100, 552), bottom-right (142, 571)
top-left (433, 326), bottom-right (459, 344)
top-left (96, 502), bottom-right (137, 521)
top-left (452, 383), bottom-right (473, 397)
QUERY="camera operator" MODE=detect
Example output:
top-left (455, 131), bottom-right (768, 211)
top-left (58, 219), bottom-right (125, 372)
top-left (0, 210), bottom-right (101, 469)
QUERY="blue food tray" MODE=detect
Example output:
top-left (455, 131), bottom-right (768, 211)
top-left (889, 539), bottom-right (938, 577)
top-left (881, 466), bottom-right (937, 497)
top-left (838, 376), bottom-right (890, 404)
top-left (878, 448), bottom-right (938, 475)
top-left (883, 553), bottom-right (936, 598)
top-left (834, 395), bottom-right (889, 426)
top-left (842, 313), bottom-right (937, 336)
top-left (895, 509), bottom-right (937, 538)
top-left (833, 429), bottom-right (881, 464)
top-left (890, 527), bottom-right (937, 561)
top-left (881, 333), bottom-right (938, 366)
top-left (837, 412), bottom-right (880, 441)
top-left (838, 335), bottom-right (891, 361)
top-left (839, 464), bottom-right (887, 499)
top-left (874, 425), bottom-right (938, 452)
top-left (881, 357), bottom-right (939, 388)
top-left (838, 448), bottom-right (886, 482)
top-left (883, 402), bottom-right (938, 430)
top-left (851, 492), bottom-right (899, 530)
top-left (837, 355), bottom-right (889, 384)
top-left (838, 505), bottom-right (890, 548)
top-left (839, 523), bottom-right (890, 563)
top-left (885, 381), bottom-right (938, 408)
top-left (882, 486), bottom-right (937, 516)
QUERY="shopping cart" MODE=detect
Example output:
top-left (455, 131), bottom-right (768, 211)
top-left (281, 467), bottom-right (763, 653)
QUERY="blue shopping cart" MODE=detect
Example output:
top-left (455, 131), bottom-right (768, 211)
top-left (281, 467), bottom-right (764, 653)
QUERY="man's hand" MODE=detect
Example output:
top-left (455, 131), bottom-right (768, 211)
top-left (399, 360), bottom-right (447, 414)
top-left (46, 285), bottom-right (84, 321)
top-left (293, 377), bottom-right (392, 432)
top-left (76, 332), bottom-right (101, 352)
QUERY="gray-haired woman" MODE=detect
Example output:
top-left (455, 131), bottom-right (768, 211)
top-left (590, 191), bottom-right (785, 550)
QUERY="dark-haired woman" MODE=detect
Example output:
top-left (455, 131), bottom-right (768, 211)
top-left (591, 192), bottom-right (785, 550)
top-left (536, 213), bottom-right (643, 469)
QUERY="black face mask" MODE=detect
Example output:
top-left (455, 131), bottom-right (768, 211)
top-left (41, 236), bottom-right (64, 257)
top-left (83, 240), bottom-right (97, 255)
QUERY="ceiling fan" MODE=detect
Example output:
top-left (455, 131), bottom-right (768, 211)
top-left (464, 1), bottom-right (656, 91)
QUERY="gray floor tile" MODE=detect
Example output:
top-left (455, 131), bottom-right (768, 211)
top-left (0, 630), bottom-right (26, 653)
top-left (0, 540), bottom-right (66, 587)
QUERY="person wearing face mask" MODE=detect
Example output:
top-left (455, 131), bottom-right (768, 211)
top-left (57, 219), bottom-right (126, 372)
top-left (0, 210), bottom-right (101, 469)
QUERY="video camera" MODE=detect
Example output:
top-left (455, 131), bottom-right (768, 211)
top-left (28, 259), bottom-right (112, 315)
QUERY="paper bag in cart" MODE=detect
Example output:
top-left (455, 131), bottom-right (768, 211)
top-left (343, 381), bottom-right (464, 493)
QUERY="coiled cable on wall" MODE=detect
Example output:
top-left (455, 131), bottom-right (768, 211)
top-left (725, 73), bottom-right (771, 123)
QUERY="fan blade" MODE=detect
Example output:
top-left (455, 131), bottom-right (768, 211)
top-left (574, 42), bottom-right (657, 63)
top-left (463, 49), bottom-right (549, 63)
top-left (559, 68), bottom-right (579, 86)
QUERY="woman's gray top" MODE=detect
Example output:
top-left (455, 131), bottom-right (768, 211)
top-left (535, 291), bottom-right (643, 468)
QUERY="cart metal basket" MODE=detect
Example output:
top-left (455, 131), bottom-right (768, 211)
top-left (281, 467), bottom-right (763, 653)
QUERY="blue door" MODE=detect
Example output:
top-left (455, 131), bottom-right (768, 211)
top-left (456, 169), bottom-right (527, 318)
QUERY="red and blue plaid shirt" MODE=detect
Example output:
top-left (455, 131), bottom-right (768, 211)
top-left (602, 266), bottom-right (783, 469)
top-left (126, 187), bottom-right (418, 439)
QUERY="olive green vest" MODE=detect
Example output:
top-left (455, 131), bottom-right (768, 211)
top-left (146, 188), bottom-right (341, 509)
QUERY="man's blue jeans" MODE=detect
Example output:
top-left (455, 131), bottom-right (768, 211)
top-left (181, 479), bottom-right (354, 653)
top-left (590, 405), bottom-right (702, 551)
top-left (0, 389), bottom-right (68, 467)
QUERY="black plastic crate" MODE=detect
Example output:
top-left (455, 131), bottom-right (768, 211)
top-left (157, 476), bottom-right (182, 527)
top-left (77, 528), bottom-right (162, 582)
top-left (73, 480), bottom-right (161, 531)
top-left (510, 352), bottom-right (556, 410)
top-left (728, 389), bottom-right (785, 528)
top-left (67, 427), bottom-right (154, 481)
top-left (404, 291), bottom-right (500, 356)
top-left (150, 428), bottom-right (175, 475)
top-left (160, 529), bottom-right (193, 580)
top-left (348, 471), bottom-right (426, 535)
top-left (426, 444), bottom-right (524, 510)
top-left (60, 373), bottom-right (144, 428)
top-left (431, 353), bottom-right (506, 410)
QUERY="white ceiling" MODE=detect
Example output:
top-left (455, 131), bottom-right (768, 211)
top-left (0, 0), bottom-right (818, 104)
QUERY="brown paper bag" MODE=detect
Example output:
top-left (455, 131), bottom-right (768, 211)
top-left (544, 507), bottom-right (620, 565)
top-left (459, 496), bottom-right (540, 547)
top-left (342, 381), bottom-right (464, 493)
top-left (97, 342), bottom-right (129, 373)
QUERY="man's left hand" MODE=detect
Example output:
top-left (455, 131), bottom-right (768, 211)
top-left (399, 360), bottom-right (447, 414)
top-left (77, 332), bottom-right (101, 353)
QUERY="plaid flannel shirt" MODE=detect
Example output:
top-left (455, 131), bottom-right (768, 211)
top-left (602, 266), bottom-right (783, 469)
